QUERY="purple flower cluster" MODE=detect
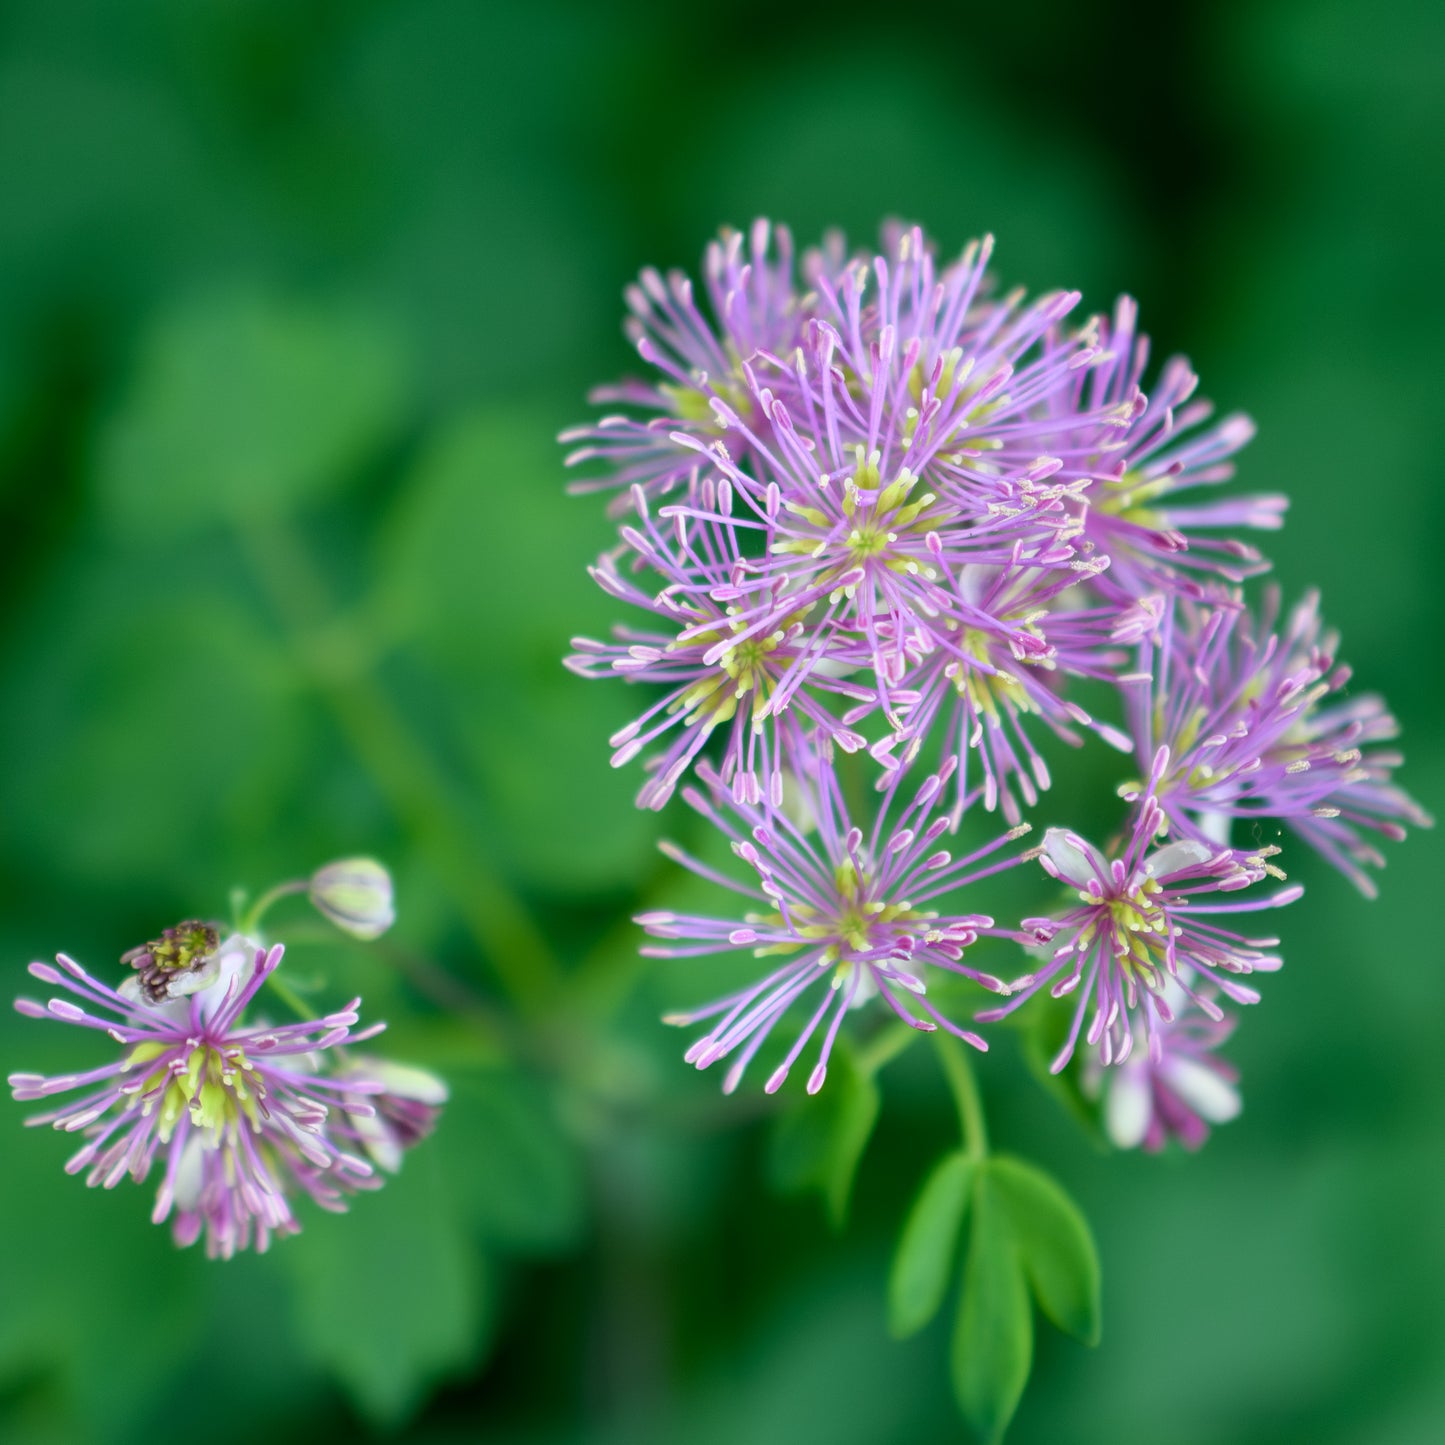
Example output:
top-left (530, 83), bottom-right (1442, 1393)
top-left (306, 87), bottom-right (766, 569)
top-left (570, 221), bottom-right (1426, 1142)
top-left (10, 898), bottom-right (444, 1256)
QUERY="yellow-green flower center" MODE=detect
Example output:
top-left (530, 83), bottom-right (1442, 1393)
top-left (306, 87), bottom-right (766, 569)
top-left (1082, 878), bottom-right (1171, 989)
top-left (660, 365), bottom-right (754, 430)
top-left (771, 447), bottom-right (949, 591)
top-left (945, 618), bottom-right (1049, 719)
top-left (1093, 468), bottom-right (1169, 529)
top-left (746, 858), bottom-right (933, 982)
top-left (126, 1040), bottom-right (266, 1145)
top-left (672, 612), bottom-right (795, 733)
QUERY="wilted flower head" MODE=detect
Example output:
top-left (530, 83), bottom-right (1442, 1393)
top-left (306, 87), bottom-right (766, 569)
top-left (9, 929), bottom-right (389, 1259)
top-left (309, 857), bottom-right (396, 940)
top-left (640, 749), bottom-right (1032, 1094)
top-left (1083, 972), bottom-right (1241, 1152)
top-left (980, 747), bottom-right (1302, 1070)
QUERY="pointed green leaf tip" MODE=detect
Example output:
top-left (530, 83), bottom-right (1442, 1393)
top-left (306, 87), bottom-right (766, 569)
top-left (767, 1043), bottom-right (880, 1228)
top-left (888, 1150), bottom-right (975, 1338)
top-left (951, 1171), bottom-right (1033, 1445)
top-left (989, 1155), bottom-right (1102, 1346)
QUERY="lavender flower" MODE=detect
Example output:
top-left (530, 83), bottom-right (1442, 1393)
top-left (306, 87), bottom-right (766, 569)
top-left (1126, 590), bottom-right (1431, 895)
top-left (9, 930), bottom-right (388, 1259)
top-left (640, 752), bottom-right (1031, 1094)
top-left (889, 558), bottom-right (1133, 822)
top-left (1083, 972), bottom-right (1241, 1151)
top-left (1059, 296), bottom-right (1287, 599)
top-left (566, 480), bottom-right (875, 808)
top-left (980, 747), bottom-right (1302, 1071)
top-left (561, 220), bottom-right (802, 510)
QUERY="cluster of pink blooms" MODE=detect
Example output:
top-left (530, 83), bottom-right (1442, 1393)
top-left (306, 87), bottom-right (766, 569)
top-left (8, 862), bottom-right (446, 1256)
top-left (567, 220), bottom-right (1428, 1150)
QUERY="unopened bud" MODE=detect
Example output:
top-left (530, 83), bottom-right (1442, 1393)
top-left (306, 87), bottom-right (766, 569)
top-left (308, 858), bottom-right (395, 940)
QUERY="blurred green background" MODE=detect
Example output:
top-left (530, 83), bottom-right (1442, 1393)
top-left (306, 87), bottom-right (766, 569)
top-left (0, 1), bottom-right (1441, 1441)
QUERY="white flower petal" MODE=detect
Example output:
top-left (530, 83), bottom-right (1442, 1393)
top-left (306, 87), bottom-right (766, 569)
top-left (1163, 1056), bottom-right (1241, 1123)
top-left (1043, 829), bottom-right (1106, 887)
top-left (1105, 1066), bottom-right (1153, 1149)
top-left (1144, 839), bottom-right (1214, 880)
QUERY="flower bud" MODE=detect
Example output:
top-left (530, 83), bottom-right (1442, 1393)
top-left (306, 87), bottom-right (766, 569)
top-left (308, 858), bottom-right (395, 940)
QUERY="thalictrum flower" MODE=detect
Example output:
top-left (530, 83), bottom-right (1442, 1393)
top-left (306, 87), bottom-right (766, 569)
top-left (639, 752), bottom-right (1031, 1094)
top-left (1059, 295), bottom-right (1287, 598)
top-left (9, 930), bottom-right (388, 1259)
top-left (566, 480), bottom-right (874, 809)
top-left (1125, 590), bottom-right (1432, 894)
top-left (561, 219), bottom-right (802, 510)
top-left (1083, 972), bottom-right (1241, 1152)
top-left (309, 857), bottom-right (396, 940)
top-left (980, 747), bottom-right (1302, 1070)
top-left (886, 557), bottom-right (1132, 822)
top-left (338, 1057), bottom-right (448, 1174)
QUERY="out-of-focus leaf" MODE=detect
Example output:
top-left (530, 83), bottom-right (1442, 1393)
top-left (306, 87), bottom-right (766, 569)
top-left (768, 1042), bottom-right (880, 1228)
top-left (1018, 996), bottom-right (1109, 1151)
top-left (0, 566), bottom-right (308, 890)
top-left (888, 1149), bottom-right (975, 1339)
top-left (94, 289), bottom-right (409, 536)
top-left (951, 1171), bottom-right (1033, 1445)
top-left (438, 1070), bottom-right (586, 1254)
top-left (376, 405), bottom-right (657, 892)
top-left (989, 1154), bottom-right (1102, 1346)
top-left (287, 1144), bottom-right (487, 1427)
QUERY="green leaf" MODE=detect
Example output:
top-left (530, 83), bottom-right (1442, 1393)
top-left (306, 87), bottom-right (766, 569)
top-left (288, 1145), bottom-right (488, 1426)
top-left (438, 1071), bottom-right (586, 1254)
top-left (889, 1149), bottom-right (975, 1338)
top-left (1018, 995), bottom-right (1109, 1151)
top-left (951, 1172), bottom-right (1033, 1445)
top-left (768, 1042), bottom-right (881, 1228)
top-left (375, 404), bottom-right (658, 892)
top-left (989, 1155), bottom-right (1102, 1346)
top-left (95, 289), bottom-right (410, 536)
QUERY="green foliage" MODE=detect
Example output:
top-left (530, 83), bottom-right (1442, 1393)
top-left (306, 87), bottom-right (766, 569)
top-left (95, 290), bottom-right (411, 536)
top-left (287, 1146), bottom-right (488, 1427)
top-left (951, 1170), bottom-right (1034, 1445)
top-left (768, 1041), bottom-right (881, 1227)
top-left (438, 1070), bottom-right (586, 1254)
top-left (376, 406), bottom-right (657, 892)
top-left (889, 1150), bottom-right (975, 1339)
top-left (890, 1151), bottom-right (1102, 1440)
top-left (989, 1155), bottom-right (1102, 1346)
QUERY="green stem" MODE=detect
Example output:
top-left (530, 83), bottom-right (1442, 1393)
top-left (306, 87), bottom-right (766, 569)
top-left (264, 970), bottom-right (317, 1021)
top-left (934, 1030), bottom-right (988, 1159)
top-left (235, 516), bottom-right (564, 1016)
top-left (240, 879), bottom-right (307, 937)
top-left (857, 1019), bottom-right (922, 1076)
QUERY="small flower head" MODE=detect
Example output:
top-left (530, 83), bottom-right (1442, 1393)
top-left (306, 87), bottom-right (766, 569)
top-left (1083, 973), bottom-right (1241, 1151)
top-left (1128, 590), bottom-right (1431, 894)
top-left (561, 220), bottom-right (802, 510)
top-left (309, 857), bottom-right (397, 940)
top-left (641, 750), bottom-right (1032, 1094)
top-left (1060, 296), bottom-right (1286, 599)
top-left (982, 747), bottom-right (1302, 1071)
top-left (338, 1057), bottom-right (448, 1174)
top-left (9, 930), bottom-right (389, 1259)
